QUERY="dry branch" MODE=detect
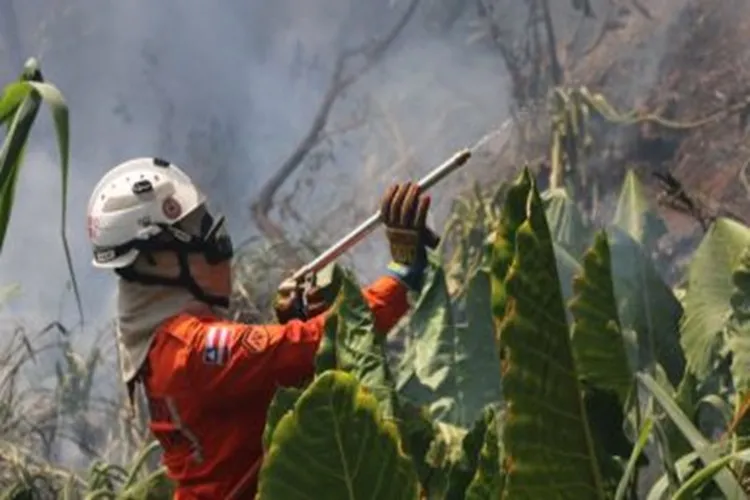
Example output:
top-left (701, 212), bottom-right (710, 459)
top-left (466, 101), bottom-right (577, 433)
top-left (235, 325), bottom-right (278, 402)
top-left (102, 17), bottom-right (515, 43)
top-left (250, 0), bottom-right (421, 268)
top-left (540, 0), bottom-right (563, 86)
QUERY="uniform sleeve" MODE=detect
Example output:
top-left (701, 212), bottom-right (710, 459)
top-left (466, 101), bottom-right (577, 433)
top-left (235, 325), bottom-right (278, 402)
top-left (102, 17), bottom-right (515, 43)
top-left (360, 275), bottom-right (410, 334)
top-left (185, 316), bottom-right (326, 395)
top-left (184, 275), bottom-right (411, 396)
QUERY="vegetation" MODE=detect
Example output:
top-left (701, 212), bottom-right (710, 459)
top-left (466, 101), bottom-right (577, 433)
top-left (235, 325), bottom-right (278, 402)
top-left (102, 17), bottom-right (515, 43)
top-left (254, 160), bottom-right (750, 499)
top-left (3, 2), bottom-right (750, 499)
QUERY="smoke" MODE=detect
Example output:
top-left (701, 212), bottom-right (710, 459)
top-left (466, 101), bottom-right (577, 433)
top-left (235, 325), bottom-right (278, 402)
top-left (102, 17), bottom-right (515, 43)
top-left (0, 0), bottom-right (518, 328)
top-left (0, 0), bottom-right (706, 355)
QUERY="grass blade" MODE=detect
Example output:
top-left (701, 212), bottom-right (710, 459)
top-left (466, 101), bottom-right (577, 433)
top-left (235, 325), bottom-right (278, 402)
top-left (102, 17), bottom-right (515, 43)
top-left (637, 372), bottom-right (746, 498)
top-left (614, 417), bottom-right (653, 500)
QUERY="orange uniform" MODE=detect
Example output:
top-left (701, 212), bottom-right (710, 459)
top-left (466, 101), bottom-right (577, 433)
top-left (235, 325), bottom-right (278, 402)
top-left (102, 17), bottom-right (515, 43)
top-left (139, 275), bottom-right (410, 499)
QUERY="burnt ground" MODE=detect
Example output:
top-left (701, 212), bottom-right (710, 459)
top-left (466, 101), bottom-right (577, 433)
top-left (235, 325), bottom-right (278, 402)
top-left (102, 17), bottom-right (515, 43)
top-left (470, 0), bottom-right (750, 281)
top-left (578, 0), bottom-right (750, 225)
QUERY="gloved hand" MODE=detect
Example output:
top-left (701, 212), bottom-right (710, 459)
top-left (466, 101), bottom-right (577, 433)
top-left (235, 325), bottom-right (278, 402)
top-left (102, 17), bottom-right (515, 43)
top-left (381, 182), bottom-right (440, 289)
top-left (273, 279), bottom-right (329, 324)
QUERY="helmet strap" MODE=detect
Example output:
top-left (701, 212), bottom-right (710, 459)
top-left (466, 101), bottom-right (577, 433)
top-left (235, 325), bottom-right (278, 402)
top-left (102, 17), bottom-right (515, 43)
top-left (107, 210), bottom-right (233, 308)
top-left (115, 249), bottom-right (230, 309)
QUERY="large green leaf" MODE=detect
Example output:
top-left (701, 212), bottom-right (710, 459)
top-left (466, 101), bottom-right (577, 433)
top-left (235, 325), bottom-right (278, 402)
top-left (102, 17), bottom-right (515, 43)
top-left (489, 168), bottom-right (533, 322)
top-left (569, 230), bottom-right (632, 405)
top-left (611, 169), bottom-right (667, 249)
top-left (0, 59), bottom-right (80, 321)
top-left (443, 407), bottom-right (493, 499)
top-left (569, 231), bottom-right (641, 471)
top-left (494, 168), bottom-right (607, 499)
top-left (262, 387), bottom-right (303, 450)
top-left (541, 187), bottom-right (588, 311)
top-left (395, 263), bottom-right (501, 427)
top-left (0, 82), bottom-right (27, 124)
top-left (608, 226), bottom-right (685, 385)
top-left (314, 269), bottom-right (447, 494)
top-left (464, 407), bottom-right (505, 500)
top-left (316, 268), bottom-right (395, 415)
top-left (392, 401), bottom-right (447, 496)
top-left (257, 370), bottom-right (420, 499)
top-left (682, 218), bottom-right (750, 379)
top-left (553, 242), bottom-right (583, 316)
top-left (0, 86), bottom-right (40, 249)
top-left (727, 246), bottom-right (750, 437)
top-left (543, 187), bottom-right (591, 257)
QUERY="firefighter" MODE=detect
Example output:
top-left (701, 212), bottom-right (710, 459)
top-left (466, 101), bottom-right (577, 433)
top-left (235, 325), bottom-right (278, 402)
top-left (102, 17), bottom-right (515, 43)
top-left (86, 157), bottom-right (439, 499)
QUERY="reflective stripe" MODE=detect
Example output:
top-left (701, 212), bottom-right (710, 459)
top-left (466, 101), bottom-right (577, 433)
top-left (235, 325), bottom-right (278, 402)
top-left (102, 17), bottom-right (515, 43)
top-left (165, 397), bottom-right (204, 464)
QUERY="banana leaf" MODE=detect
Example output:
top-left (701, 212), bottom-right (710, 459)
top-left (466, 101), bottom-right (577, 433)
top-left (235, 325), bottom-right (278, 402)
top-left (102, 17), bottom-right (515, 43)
top-left (493, 168), bottom-right (608, 499)
top-left (395, 262), bottom-right (501, 427)
top-left (611, 169), bottom-right (668, 250)
top-left (682, 218), bottom-right (750, 379)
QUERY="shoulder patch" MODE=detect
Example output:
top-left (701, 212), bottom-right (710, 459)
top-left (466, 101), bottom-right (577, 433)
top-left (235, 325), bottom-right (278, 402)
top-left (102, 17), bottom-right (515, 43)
top-left (241, 327), bottom-right (269, 354)
top-left (202, 326), bottom-right (231, 365)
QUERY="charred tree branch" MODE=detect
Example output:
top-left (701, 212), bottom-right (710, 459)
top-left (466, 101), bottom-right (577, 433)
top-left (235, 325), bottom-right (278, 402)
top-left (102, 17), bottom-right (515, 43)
top-left (250, 0), bottom-right (421, 266)
top-left (539, 0), bottom-right (563, 86)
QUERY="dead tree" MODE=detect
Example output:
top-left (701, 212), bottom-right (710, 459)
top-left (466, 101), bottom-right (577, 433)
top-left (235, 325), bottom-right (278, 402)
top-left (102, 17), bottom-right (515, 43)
top-left (474, 0), bottom-right (566, 109)
top-left (250, 0), bottom-right (421, 269)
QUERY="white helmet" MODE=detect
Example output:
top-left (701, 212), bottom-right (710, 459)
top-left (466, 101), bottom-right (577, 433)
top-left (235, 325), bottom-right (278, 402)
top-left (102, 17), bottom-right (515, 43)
top-left (87, 157), bottom-right (205, 268)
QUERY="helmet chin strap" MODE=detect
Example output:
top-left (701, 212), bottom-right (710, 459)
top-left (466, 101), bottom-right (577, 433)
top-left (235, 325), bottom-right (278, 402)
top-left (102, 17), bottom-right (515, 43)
top-left (115, 250), bottom-right (230, 309)
top-left (110, 209), bottom-right (234, 309)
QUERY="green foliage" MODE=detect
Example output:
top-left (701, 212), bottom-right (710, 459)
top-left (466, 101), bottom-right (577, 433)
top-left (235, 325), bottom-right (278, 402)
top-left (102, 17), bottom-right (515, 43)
top-left (10, 65), bottom-right (750, 499)
top-left (0, 58), bottom-right (81, 320)
top-left (493, 169), bottom-right (607, 499)
top-left (608, 226), bottom-right (685, 385)
top-left (612, 170), bottom-right (668, 250)
top-left (638, 373), bottom-right (746, 499)
top-left (543, 187), bottom-right (591, 257)
top-left (258, 371), bottom-right (420, 500)
top-left (394, 261), bottom-right (501, 427)
top-left (463, 407), bottom-right (504, 499)
top-left (570, 231), bottom-right (632, 406)
top-left (255, 160), bottom-right (750, 497)
top-left (681, 218), bottom-right (750, 379)
top-left (316, 265), bottom-right (397, 415)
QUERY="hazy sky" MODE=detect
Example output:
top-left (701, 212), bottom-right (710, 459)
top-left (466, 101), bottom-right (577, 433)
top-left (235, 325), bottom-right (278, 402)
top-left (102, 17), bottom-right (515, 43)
top-left (0, 0), bottom-right (686, 345)
top-left (0, 1), bottom-right (512, 328)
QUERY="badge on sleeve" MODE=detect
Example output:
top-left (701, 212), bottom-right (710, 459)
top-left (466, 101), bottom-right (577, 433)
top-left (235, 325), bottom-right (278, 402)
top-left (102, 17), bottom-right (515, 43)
top-left (202, 326), bottom-right (230, 365)
top-left (241, 327), bottom-right (269, 354)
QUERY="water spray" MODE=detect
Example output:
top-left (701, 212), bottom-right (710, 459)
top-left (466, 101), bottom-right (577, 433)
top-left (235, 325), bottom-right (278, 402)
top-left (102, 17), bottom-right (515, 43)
top-left (288, 119), bottom-right (514, 285)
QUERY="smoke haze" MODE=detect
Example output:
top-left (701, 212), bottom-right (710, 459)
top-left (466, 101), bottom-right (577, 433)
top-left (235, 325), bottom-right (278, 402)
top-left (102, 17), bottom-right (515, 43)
top-left (0, 0), bottom-right (690, 405)
top-left (0, 1), bottom-right (516, 328)
top-left (0, 0), bottom-right (706, 473)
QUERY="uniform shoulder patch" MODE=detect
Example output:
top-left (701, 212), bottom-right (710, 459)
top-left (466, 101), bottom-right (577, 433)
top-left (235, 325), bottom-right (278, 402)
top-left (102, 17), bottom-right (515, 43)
top-left (202, 325), bottom-right (232, 366)
top-left (240, 327), bottom-right (270, 354)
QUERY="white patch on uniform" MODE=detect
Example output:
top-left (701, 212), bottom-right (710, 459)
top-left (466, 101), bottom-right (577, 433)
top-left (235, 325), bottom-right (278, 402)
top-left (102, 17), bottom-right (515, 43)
top-left (217, 327), bottom-right (230, 365)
